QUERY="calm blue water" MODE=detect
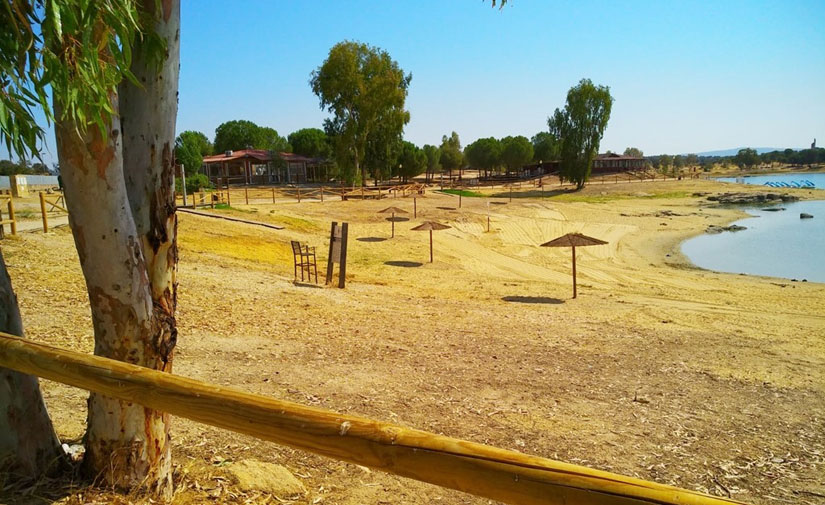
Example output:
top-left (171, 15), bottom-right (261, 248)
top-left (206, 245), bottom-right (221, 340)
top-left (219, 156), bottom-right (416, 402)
top-left (682, 200), bottom-right (825, 283)
top-left (716, 172), bottom-right (825, 188)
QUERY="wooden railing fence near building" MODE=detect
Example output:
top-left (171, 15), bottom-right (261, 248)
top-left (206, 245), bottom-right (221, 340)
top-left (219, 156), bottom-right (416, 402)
top-left (0, 333), bottom-right (746, 505)
top-left (175, 184), bottom-right (427, 207)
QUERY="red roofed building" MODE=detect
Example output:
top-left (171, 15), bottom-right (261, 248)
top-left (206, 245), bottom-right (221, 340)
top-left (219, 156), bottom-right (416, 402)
top-left (202, 150), bottom-right (329, 185)
top-left (592, 153), bottom-right (646, 173)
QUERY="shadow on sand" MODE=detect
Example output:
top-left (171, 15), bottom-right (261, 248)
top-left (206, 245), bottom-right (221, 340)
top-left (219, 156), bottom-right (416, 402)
top-left (385, 260), bottom-right (423, 268)
top-left (502, 295), bottom-right (564, 304)
top-left (357, 237), bottom-right (387, 242)
top-left (293, 280), bottom-right (324, 289)
top-left (385, 216), bottom-right (410, 222)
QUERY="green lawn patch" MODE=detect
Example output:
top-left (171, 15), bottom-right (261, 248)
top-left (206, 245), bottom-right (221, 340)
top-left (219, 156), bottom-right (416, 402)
top-left (440, 189), bottom-right (485, 198)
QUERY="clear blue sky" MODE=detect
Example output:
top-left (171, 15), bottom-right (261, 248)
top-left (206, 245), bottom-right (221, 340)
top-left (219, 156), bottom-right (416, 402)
top-left (30, 0), bottom-right (825, 164)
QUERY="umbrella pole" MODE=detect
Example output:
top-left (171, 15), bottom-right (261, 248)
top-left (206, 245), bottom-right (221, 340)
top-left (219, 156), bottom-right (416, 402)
top-left (391, 213), bottom-right (395, 238)
top-left (572, 246), bottom-right (577, 299)
top-left (429, 230), bottom-right (433, 263)
top-left (414, 197), bottom-right (417, 218)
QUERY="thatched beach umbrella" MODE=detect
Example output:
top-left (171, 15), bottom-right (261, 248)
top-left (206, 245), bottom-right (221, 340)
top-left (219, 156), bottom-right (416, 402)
top-left (411, 221), bottom-right (451, 263)
top-left (378, 206), bottom-right (408, 238)
top-left (541, 233), bottom-right (608, 299)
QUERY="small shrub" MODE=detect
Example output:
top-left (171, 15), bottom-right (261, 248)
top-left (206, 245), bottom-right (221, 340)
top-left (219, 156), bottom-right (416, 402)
top-left (176, 173), bottom-right (213, 195)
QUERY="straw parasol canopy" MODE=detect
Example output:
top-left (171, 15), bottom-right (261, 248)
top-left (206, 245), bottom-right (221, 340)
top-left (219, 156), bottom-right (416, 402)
top-left (411, 221), bottom-right (451, 263)
top-left (378, 206), bottom-right (409, 238)
top-left (541, 233), bottom-right (608, 299)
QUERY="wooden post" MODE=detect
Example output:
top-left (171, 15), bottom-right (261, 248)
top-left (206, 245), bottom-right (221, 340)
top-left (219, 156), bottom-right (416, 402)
top-left (39, 192), bottom-right (48, 233)
top-left (459, 193), bottom-right (462, 208)
top-left (509, 186), bottom-right (513, 203)
top-left (181, 165), bottom-right (187, 207)
top-left (487, 202), bottom-right (490, 232)
top-left (8, 199), bottom-right (16, 235)
top-left (272, 187), bottom-right (276, 203)
top-left (245, 186), bottom-right (249, 205)
top-left (391, 213), bottom-right (395, 238)
top-left (0, 207), bottom-right (4, 239)
top-left (571, 246), bottom-right (577, 299)
top-left (320, 187), bottom-right (324, 202)
top-left (297, 186), bottom-right (301, 203)
top-left (429, 229), bottom-right (433, 263)
top-left (325, 222), bottom-right (336, 285)
top-left (414, 197), bottom-right (417, 218)
top-left (226, 187), bottom-right (231, 206)
top-left (338, 222), bottom-right (348, 289)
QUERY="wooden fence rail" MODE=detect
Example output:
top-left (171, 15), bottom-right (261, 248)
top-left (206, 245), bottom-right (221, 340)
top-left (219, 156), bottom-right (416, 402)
top-left (39, 191), bottom-right (68, 233)
top-left (0, 333), bottom-right (745, 505)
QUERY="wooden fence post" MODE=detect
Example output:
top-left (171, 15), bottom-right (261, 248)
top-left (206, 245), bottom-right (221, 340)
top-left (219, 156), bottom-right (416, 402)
top-left (39, 192), bottom-right (48, 233)
top-left (7, 199), bottom-right (16, 235)
top-left (320, 187), bottom-right (324, 202)
top-left (245, 186), bottom-right (249, 205)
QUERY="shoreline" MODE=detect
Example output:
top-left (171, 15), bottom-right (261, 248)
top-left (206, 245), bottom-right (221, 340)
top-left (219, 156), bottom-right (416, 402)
top-left (668, 197), bottom-right (824, 285)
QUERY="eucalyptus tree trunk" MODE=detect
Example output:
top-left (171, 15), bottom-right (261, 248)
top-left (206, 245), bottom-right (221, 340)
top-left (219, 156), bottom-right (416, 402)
top-left (113, 0), bottom-right (180, 496)
top-left (54, 96), bottom-right (172, 498)
top-left (0, 252), bottom-right (64, 479)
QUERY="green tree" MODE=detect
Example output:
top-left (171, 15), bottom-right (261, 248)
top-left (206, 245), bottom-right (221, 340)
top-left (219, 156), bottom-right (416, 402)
top-left (673, 154), bottom-right (685, 175)
top-left (734, 148), bottom-right (759, 169)
top-left (439, 132), bottom-right (464, 179)
top-left (213, 120), bottom-right (289, 153)
top-left (531, 132), bottom-right (559, 161)
top-left (623, 147), bottom-right (643, 157)
top-left (310, 41), bottom-right (411, 186)
top-left (422, 144), bottom-right (441, 182)
top-left (465, 137), bottom-right (502, 177)
top-left (175, 131), bottom-right (213, 176)
top-left (657, 154), bottom-right (673, 172)
top-left (0, 0), bottom-right (184, 494)
top-left (500, 135), bottom-right (533, 172)
top-left (364, 118), bottom-right (403, 183)
top-left (288, 128), bottom-right (331, 158)
top-left (685, 153), bottom-right (699, 167)
top-left (548, 79), bottom-right (614, 190)
top-left (259, 126), bottom-right (291, 152)
top-left (396, 141), bottom-right (427, 182)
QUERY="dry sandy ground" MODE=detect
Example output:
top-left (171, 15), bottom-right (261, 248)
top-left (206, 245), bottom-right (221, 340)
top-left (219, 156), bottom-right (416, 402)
top-left (1, 179), bottom-right (823, 505)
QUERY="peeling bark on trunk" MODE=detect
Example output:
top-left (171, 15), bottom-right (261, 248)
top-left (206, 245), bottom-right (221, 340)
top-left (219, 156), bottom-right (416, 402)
top-left (115, 0), bottom-right (181, 497)
top-left (0, 251), bottom-right (64, 479)
top-left (54, 95), bottom-right (172, 498)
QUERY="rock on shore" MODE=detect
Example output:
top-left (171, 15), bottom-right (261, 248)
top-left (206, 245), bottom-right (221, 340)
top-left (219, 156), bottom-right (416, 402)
top-left (706, 224), bottom-right (747, 234)
top-left (707, 192), bottom-right (799, 205)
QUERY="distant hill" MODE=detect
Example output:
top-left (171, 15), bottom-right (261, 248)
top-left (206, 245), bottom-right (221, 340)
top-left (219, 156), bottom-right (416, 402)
top-left (693, 147), bottom-right (803, 157)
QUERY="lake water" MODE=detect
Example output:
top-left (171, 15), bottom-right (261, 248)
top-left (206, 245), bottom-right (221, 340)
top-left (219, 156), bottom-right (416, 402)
top-left (681, 200), bottom-right (825, 283)
top-left (716, 172), bottom-right (825, 188)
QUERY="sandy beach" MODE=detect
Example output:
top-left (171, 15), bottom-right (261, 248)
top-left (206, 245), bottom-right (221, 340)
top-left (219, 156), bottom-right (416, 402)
top-left (2, 178), bottom-right (823, 504)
